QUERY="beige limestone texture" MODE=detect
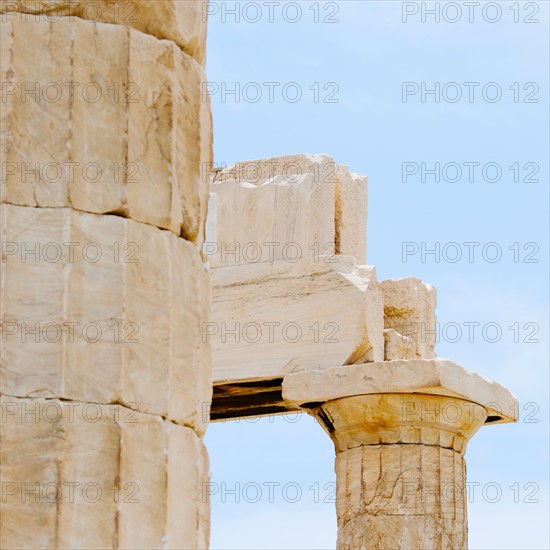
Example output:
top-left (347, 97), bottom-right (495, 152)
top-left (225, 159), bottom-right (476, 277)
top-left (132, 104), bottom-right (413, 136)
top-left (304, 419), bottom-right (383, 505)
top-left (383, 327), bottom-right (416, 360)
top-left (314, 393), bottom-right (488, 453)
top-left (0, 204), bottom-right (211, 433)
top-left (0, 396), bottom-right (210, 550)
top-left (214, 153), bottom-right (337, 186)
top-left (335, 442), bottom-right (468, 549)
top-left (380, 277), bottom-right (437, 358)
top-left (208, 154), bottom-right (367, 267)
top-left (309, 393), bottom-right (489, 550)
top-left (335, 167), bottom-right (367, 264)
top-left (209, 154), bottom-right (336, 267)
top-left (210, 256), bottom-right (383, 382)
top-left (282, 358), bottom-right (518, 423)
top-left (0, 0), bottom-right (207, 64)
top-left (0, 14), bottom-right (212, 244)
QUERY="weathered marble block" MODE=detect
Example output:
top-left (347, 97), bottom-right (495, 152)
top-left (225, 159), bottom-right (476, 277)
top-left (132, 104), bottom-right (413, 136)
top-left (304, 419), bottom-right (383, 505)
top-left (210, 256), bottom-right (383, 383)
top-left (207, 154), bottom-right (367, 267)
top-left (0, 14), bottom-right (212, 244)
top-left (335, 165), bottom-right (367, 264)
top-left (0, 0), bottom-right (207, 64)
top-left (0, 204), bottom-right (211, 433)
top-left (0, 396), bottom-right (210, 550)
top-left (380, 277), bottom-right (437, 358)
top-left (383, 328), bottom-right (416, 360)
top-left (282, 358), bottom-right (518, 424)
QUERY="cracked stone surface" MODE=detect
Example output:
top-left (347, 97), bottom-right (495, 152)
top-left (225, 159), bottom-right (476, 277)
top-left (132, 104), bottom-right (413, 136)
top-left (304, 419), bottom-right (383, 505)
top-left (335, 442), bottom-right (468, 550)
top-left (0, 204), bottom-right (211, 434)
top-left (211, 257), bottom-right (383, 382)
top-left (207, 154), bottom-right (367, 267)
top-left (282, 370), bottom-right (515, 550)
top-left (0, 5), bottom-right (213, 549)
top-left (1, 14), bottom-right (212, 244)
top-left (380, 277), bottom-right (437, 358)
top-left (322, 393), bottom-right (488, 549)
top-left (0, 396), bottom-right (210, 550)
top-left (383, 328), bottom-right (416, 360)
top-left (0, 0), bottom-right (207, 64)
top-left (282, 358), bottom-right (518, 424)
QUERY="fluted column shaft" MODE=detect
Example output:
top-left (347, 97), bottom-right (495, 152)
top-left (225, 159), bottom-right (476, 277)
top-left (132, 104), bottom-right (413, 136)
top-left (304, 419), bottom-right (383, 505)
top-left (313, 393), bottom-right (487, 550)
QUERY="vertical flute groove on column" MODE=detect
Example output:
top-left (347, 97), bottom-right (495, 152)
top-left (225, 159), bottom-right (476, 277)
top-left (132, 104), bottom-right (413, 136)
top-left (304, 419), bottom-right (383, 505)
top-left (0, 2), bottom-right (212, 548)
top-left (335, 443), bottom-right (468, 549)
top-left (315, 393), bottom-right (487, 550)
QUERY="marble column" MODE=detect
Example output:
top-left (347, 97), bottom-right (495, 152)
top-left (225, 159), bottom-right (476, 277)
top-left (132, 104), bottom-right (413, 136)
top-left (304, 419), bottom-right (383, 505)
top-left (283, 359), bottom-right (517, 550)
top-left (0, 2), bottom-right (212, 548)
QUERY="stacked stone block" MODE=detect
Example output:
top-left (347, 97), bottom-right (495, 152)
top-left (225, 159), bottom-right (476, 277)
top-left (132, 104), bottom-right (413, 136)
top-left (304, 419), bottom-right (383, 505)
top-left (380, 277), bottom-right (437, 359)
top-left (208, 154), bottom-right (381, 383)
top-left (1, 11), bottom-right (212, 243)
top-left (0, 2), bottom-right (212, 548)
top-left (209, 152), bottom-right (516, 550)
top-left (207, 154), bottom-right (439, 383)
top-left (209, 153), bottom-right (367, 267)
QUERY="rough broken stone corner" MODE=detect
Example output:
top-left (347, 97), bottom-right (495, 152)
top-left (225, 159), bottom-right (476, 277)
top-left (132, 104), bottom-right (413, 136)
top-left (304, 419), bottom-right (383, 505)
top-left (0, 2), bottom-right (517, 549)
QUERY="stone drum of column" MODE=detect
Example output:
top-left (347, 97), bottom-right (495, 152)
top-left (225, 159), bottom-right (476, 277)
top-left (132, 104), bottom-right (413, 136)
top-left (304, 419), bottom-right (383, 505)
top-left (315, 393), bottom-right (487, 550)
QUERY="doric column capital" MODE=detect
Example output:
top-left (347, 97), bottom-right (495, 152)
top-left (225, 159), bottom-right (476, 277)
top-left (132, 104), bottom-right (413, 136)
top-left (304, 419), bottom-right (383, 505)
top-left (283, 359), bottom-right (517, 550)
top-left (314, 393), bottom-right (487, 454)
top-left (283, 358), bottom-right (517, 432)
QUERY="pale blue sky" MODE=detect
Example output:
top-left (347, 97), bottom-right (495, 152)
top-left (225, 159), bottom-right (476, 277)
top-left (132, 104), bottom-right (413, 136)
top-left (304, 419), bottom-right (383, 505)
top-left (204, 1), bottom-right (549, 548)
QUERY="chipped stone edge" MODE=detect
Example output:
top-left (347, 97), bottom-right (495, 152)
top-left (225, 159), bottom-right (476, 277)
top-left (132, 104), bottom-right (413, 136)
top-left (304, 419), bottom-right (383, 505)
top-left (282, 358), bottom-right (518, 424)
